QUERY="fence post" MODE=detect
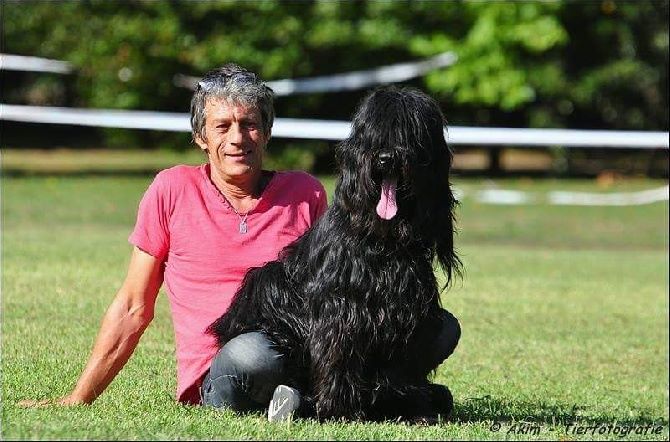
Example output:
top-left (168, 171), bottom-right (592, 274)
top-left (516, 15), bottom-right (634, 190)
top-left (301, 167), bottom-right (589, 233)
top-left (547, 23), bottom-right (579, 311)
top-left (488, 147), bottom-right (502, 175)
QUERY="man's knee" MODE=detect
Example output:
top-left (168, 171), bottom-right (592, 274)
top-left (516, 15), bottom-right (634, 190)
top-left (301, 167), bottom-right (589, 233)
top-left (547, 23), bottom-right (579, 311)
top-left (211, 332), bottom-right (284, 378)
top-left (203, 332), bottom-right (285, 410)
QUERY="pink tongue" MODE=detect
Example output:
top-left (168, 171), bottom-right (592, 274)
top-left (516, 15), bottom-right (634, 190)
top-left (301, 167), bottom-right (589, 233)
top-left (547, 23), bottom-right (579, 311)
top-left (376, 178), bottom-right (398, 220)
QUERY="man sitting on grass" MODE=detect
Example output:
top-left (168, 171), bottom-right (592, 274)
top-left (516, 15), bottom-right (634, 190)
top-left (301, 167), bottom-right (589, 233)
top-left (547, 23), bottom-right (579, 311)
top-left (21, 63), bottom-right (327, 420)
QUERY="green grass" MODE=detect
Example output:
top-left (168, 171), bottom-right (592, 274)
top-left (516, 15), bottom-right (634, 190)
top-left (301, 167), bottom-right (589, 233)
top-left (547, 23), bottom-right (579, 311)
top-left (2, 174), bottom-right (668, 440)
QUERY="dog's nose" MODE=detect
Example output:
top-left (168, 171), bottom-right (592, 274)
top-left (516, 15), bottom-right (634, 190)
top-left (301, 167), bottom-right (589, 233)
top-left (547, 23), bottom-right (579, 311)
top-left (378, 151), bottom-right (393, 166)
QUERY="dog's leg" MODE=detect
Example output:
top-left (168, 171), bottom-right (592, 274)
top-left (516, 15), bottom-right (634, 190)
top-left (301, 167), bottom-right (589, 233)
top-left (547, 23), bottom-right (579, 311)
top-left (367, 311), bottom-right (456, 421)
top-left (306, 306), bottom-right (370, 421)
top-left (309, 345), bottom-right (367, 420)
top-left (402, 309), bottom-right (459, 378)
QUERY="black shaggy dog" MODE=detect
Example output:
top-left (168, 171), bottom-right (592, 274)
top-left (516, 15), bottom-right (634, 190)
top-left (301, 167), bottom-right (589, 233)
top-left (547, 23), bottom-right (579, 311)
top-left (208, 86), bottom-right (460, 421)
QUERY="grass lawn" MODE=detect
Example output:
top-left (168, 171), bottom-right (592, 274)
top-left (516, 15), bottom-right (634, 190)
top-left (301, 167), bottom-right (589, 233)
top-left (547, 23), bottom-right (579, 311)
top-left (2, 171), bottom-right (668, 440)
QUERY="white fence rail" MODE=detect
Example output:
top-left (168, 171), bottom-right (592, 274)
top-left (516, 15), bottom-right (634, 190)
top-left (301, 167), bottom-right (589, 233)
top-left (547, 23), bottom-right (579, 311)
top-left (2, 104), bottom-right (668, 149)
top-left (173, 51), bottom-right (458, 94)
top-left (0, 54), bottom-right (73, 74)
top-left (1, 51), bottom-right (457, 95)
top-left (460, 186), bottom-right (669, 206)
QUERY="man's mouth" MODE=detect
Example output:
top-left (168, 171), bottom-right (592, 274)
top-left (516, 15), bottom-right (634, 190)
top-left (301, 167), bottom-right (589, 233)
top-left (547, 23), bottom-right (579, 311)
top-left (225, 150), bottom-right (252, 158)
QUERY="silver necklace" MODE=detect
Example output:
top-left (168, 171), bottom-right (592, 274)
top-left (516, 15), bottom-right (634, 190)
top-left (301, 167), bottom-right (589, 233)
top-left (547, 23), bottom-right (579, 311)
top-left (218, 174), bottom-right (270, 235)
top-left (221, 195), bottom-right (250, 234)
top-left (235, 210), bottom-right (249, 234)
top-left (229, 203), bottom-right (249, 234)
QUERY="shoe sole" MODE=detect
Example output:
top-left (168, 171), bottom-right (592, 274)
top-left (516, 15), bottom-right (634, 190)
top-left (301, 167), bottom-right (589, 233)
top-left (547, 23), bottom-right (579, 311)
top-left (268, 385), bottom-right (301, 422)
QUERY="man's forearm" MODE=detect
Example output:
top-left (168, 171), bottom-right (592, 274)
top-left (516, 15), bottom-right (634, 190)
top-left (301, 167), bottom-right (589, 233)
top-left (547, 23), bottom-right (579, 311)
top-left (68, 296), bottom-right (153, 404)
top-left (18, 247), bottom-right (163, 408)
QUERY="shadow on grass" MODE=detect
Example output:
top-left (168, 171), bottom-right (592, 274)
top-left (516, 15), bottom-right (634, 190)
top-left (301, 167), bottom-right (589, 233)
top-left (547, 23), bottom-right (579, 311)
top-left (453, 395), bottom-right (668, 427)
top-left (225, 396), bottom-right (667, 430)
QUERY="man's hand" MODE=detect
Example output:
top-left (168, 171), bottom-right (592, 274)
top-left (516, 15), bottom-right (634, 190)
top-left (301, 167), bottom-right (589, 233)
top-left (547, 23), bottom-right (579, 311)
top-left (18, 394), bottom-right (86, 408)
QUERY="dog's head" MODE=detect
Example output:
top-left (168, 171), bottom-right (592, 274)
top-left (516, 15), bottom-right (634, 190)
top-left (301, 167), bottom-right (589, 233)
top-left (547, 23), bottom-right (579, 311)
top-left (334, 86), bottom-right (459, 282)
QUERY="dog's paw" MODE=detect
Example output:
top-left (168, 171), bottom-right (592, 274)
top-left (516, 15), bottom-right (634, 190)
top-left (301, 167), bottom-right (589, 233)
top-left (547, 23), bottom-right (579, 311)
top-left (429, 384), bottom-right (454, 417)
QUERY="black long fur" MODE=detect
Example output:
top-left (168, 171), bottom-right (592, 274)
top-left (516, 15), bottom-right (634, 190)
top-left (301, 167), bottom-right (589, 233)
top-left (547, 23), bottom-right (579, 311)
top-left (207, 86), bottom-right (461, 421)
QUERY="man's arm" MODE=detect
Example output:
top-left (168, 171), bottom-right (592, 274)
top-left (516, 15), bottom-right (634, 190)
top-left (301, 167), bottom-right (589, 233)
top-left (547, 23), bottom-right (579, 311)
top-left (21, 246), bottom-right (164, 406)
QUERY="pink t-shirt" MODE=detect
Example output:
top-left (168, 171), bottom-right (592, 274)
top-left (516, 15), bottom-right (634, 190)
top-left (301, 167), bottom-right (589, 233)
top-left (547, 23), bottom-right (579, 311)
top-left (129, 164), bottom-right (327, 404)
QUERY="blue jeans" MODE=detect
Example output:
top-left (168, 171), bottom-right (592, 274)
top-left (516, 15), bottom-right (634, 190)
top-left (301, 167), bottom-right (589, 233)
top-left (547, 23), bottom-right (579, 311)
top-left (201, 309), bottom-right (461, 411)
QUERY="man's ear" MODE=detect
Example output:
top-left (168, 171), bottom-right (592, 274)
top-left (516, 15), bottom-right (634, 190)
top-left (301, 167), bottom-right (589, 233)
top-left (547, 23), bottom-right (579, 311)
top-left (194, 133), bottom-right (208, 152)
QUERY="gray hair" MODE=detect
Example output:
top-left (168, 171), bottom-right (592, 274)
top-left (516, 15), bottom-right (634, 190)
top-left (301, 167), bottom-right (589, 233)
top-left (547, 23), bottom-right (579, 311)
top-left (190, 63), bottom-right (275, 142)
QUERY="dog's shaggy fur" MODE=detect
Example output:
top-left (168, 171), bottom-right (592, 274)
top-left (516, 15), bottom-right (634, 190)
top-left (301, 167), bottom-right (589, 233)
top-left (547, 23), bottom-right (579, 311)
top-left (208, 86), bottom-right (460, 421)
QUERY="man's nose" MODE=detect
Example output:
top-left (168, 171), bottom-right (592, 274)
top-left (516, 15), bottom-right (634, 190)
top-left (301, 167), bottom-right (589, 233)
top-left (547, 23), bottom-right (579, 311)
top-left (229, 123), bottom-right (244, 144)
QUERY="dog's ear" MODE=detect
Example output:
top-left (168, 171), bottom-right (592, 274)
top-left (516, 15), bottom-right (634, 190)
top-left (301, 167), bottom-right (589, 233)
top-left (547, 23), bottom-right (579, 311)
top-left (430, 133), bottom-right (461, 288)
top-left (434, 175), bottom-right (461, 288)
top-left (333, 140), bottom-right (355, 201)
top-left (333, 132), bottom-right (376, 217)
top-left (411, 93), bottom-right (461, 287)
top-left (334, 140), bottom-right (348, 171)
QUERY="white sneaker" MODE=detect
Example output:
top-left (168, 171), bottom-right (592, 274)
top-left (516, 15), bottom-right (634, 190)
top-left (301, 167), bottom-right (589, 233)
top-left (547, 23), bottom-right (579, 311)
top-left (268, 385), bottom-right (301, 422)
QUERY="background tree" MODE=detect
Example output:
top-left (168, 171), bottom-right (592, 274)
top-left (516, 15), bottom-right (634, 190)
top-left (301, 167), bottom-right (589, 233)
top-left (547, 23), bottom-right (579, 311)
top-left (3, 0), bottom-right (667, 172)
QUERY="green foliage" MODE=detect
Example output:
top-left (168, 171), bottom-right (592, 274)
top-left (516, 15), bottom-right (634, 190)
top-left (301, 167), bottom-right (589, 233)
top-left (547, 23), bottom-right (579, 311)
top-left (413, 2), bottom-right (567, 110)
top-left (559, 1), bottom-right (669, 130)
top-left (3, 0), bottom-right (668, 155)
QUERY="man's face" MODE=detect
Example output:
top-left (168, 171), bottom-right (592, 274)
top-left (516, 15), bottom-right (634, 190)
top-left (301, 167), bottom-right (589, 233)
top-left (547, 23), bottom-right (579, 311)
top-left (195, 98), bottom-right (269, 181)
